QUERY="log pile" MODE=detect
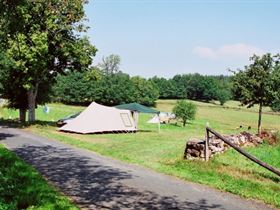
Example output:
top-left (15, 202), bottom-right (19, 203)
top-left (184, 132), bottom-right (263, 160)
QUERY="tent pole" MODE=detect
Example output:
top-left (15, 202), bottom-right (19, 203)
top-left (133, 111), bottom-right (139, 130)
top-left (158, 114), bottom-right (160, 133)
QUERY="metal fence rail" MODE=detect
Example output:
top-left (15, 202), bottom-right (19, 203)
top-left (205, 127), bottom-right (280, 177)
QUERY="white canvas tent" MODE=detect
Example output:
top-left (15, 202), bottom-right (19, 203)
top-left (59, 102), bottom-right (136, 134)
top-left (147, 115), bottom-right (160, 124)
top-left (148, 112), bottom-right (176, 124)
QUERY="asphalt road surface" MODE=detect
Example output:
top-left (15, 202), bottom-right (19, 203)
top-left (0, 127), bottom-right (276, 210)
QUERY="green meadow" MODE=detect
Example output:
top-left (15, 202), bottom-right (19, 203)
top-left (0, 100), bottom-right (279, 208)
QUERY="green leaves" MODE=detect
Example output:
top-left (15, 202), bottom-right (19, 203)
top-left (52, 70), bottom-right (160, 106)
top-left (0, 0), bottom-right (97, 121)
top-left (172, 100), bottom-right (197, 127)
top-left (233, 53), bottom-right (279, 108)
top-left (232, 53), bottom-right (280, 134)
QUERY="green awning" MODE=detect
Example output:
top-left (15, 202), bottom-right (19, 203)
top-left (115, 103), bottom-right (159, 114)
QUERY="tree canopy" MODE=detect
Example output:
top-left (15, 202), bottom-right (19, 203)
top-left (233, 53), bottom-right (280, 135)
top-left (0, 0), bottom-right (96, 122)
top-left (51, 66), bottom-right (235, 108)
top-left (52, 70), bottom-right (159, 106)
top-left (172, 100), bottom-right (197, 127)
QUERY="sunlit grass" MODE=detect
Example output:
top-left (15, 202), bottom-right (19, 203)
top-left (0, 145), bottom-right (78, 210)
top-left (0, 100), bottom-right (279, 208)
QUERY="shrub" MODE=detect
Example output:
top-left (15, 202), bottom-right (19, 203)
top-left (172, 100), bottom-right (197, 127)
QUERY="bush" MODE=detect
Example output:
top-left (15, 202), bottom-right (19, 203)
top-left (172, 100), bottom-right (197, 127)
top-left (216, 89), bottom-right (232, 105)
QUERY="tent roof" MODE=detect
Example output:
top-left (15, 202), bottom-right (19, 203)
top-left (59, 102), bottom-right (136, 134)
top-left (115, 103), bottom-right (159, 114)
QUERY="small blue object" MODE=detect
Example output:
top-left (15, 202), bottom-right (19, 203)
top-left (43, 106), bottom-right (50, 114)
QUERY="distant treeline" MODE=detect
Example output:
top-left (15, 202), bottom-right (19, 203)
top-left (51, 70), bottom-right (233, 106)
top-left (150, 74), bottom-right (232, 104)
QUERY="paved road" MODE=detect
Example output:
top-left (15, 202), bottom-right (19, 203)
top-left (0, 127), bottom-right (276, 210)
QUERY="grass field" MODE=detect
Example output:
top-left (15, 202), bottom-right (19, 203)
top-left (0, 144), bottom-right (78, 210)
top-left (0, 100), bottom-right (279, 208)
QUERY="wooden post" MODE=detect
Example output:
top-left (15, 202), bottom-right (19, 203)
top-left (205, 128), bottom-right (210, 161)
top-left (207, 126), bottom-right (280, 177)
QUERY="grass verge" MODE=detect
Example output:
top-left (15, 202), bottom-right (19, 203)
top-left (0, 144), bottom-right (78, 210)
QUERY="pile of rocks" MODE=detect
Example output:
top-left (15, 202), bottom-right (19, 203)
top-left (184, 131), bottom-right (263, 160)
top-left (259, 130), bottom-right (279, 145)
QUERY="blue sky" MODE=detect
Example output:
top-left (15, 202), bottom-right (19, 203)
top-left (85, 0), bottom-right (280, 78)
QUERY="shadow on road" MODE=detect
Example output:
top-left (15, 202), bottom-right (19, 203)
top-left (0, 132), bottom-right (17, 140)
top-left (8, 143), bottom-right (223, 210)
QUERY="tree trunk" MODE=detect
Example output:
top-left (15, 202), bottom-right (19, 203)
top-left (19, 108), bottom-right (26, 123)
top-left (257, 102), bottom-right (263, 136)
top-left (27, 84), bottom-right (38, 123)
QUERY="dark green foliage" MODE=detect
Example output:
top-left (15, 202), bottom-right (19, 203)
top-left (150, 77), bottom-right (178, 99)
top-left (215, 76), bottom-right (233, 105)
top-left (52, 71), bottom-right (159, 106)
top-left (0, 145), bottom-right (77, 210)
top-left (172, 100), bottom-right (197, 127)
top-left (150, 74), bottom-right (232, 103)
top-left (131, 76), bottom-right (159, 106)
top-left (52, 70), bottom-right (234, 107)
top-left (96, 73), bottom-right (135, 106)
top-left (233, 54), bottom-right (276, 107)
top-left (0, 53), bottom-right (28, 110)
top-left (52, 71), bottom-right (93, 105)
top-left (171, 74), bottom-right (190, 98)
top-left (0, 0), bottom-right (97, 122)
top-left (233, 53), bottom-right (280, 134)
top-left (271, 101), bottom-right (280, 112)
top-left (270, 65), bottom-right (280, 112)
top-left (0, 52), bottom-right (53, 110)
top-left (186, 74), bottom-right (218, 101)
top-left (51, 54), bottom-right (158, 106)
top-left (216, 89), bottom-right (232, 106)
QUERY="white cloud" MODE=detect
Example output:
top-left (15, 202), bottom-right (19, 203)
top-left (218, 43), bottom-right (265, 57)
top-left (192, 47), bottom-right (217, 59)
top-left (193, 43), bottom-right (266, 59)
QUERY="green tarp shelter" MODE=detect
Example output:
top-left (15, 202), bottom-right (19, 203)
top-left (115, 103), bottom-right (160, 131)
top-left (115, 103), bottom-right (159, 114)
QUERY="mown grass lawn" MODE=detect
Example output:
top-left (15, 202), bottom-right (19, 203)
top-left (0, 144), bottom-right (78, 210)
top-left (0, 100), bottom-right (279, 208)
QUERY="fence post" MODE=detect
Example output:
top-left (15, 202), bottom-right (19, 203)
top-left (205, 127), bottom-right (210, 161)
top-left (207, 127), bottom-right (280, 177)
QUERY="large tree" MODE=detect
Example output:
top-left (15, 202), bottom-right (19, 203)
top-left (0, 0), bottom-right (96, 122)
top-left (233, 53), bottom-right (280, 135)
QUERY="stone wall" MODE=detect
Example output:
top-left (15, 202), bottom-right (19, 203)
top-left (184, 132), bottom-right (263, 160)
